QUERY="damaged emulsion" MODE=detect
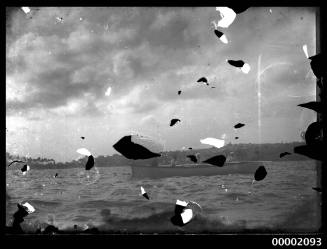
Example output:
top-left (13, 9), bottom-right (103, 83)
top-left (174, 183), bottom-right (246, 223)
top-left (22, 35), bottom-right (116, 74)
top-left (7, 6), bottom-right (324, 234)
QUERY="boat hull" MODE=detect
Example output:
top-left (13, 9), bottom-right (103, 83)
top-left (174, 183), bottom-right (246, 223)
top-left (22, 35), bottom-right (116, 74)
top-left (131, 162), bottom-right (262, 179)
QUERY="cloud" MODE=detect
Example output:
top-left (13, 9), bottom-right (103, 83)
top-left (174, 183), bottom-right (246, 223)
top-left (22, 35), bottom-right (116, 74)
top-left (6, 7), bottom-right (317, 162)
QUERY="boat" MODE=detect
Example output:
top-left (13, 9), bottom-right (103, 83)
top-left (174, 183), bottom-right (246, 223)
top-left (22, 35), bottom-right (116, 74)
top-left (131, 161), bottom-right (262, 179)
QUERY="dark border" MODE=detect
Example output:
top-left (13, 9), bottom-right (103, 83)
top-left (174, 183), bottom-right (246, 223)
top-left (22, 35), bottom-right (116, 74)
top-left (2, 3), bottom-right (326, 247)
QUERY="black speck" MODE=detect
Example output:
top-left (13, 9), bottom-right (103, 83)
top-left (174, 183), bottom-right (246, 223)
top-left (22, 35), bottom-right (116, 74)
top-left (214, 29), bottom-right (224, 38)
top-left (309, 53), bottom-right (326, 78)
top-left (197, 77), bottom-right (209, 85)
top-left (113, 135), bottom-right (161, 160)
top-left (202, 155), bottom-right (226, 167)
top-left (170, 118), bottom-right (181, 127)
top-left (234, 123), bottom-right (245, 129)
top-left (228, 60), bottom-right (245, 68)
top-left (85, 155), bottom-right (95, 170)
top-left (226, 6), bottom-right (250, 14)
top-left (254, 166), bottom-right (267, 181)
top-left (298, 102), bottom-right (322, 113)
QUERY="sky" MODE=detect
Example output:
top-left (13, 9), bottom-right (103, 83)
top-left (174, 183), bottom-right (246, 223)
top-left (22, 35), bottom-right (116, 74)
top-left (6, 7), bottom-right (318, 162)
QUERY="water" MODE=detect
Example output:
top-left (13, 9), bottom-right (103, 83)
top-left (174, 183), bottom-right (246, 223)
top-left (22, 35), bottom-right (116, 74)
top-left (6, 161), bottom-right (321, 233)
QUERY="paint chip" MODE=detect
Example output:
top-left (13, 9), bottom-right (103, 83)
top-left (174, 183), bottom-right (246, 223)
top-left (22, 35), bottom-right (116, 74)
top-left (298, 102), bottom-right (322, 113)
top-left (294, 143), bottom-right (324, 161)
top-left (21, 202), bottom-right (35, 214)
top-left (302, 44), bottom-right (309, 58)
top-left (227, 6), bottom-right (250, 14)
top-left (304, 122), bottom-right (322, 146)
top-left (215, 7), bottom-right (237, 28)
top-left (85, 155), bottom-right (95, 170)
top-left (21, 165), bottom-right (30, 175)
top-left (76, 148), bottom-right (92, 157)
top-left (170, 118), bottom-right (181, 127)
top-left (309, 53), bottom-right (326, 78)
top-left (241, 63), bottom-right (251, 73)
top-left (214, 29), bottom-right (228, 44)
top-left (113, 135), bottom-right (161, 160)
top-left (140, 186), bottom-right (150, 200)
top-left (234, 123), bottom-right (245, 129)
top-left (171, 200), bottom-right (194, 226)
top-left (21, 7), bottom-right (31, 14)
top-left (228, 60), bottom-right (250, 73)
top-left (254, 166), bottom-right (267, 181)
top-left (202, 155), bottom-right (226, 167)
top-left (197, 77), bottom-right (209, 85)
top-left (200, 137), bottom-right (225, 149)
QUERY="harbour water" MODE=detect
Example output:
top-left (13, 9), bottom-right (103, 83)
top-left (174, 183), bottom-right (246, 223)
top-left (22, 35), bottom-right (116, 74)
top-left (6, 160), bottom-right (321, 233)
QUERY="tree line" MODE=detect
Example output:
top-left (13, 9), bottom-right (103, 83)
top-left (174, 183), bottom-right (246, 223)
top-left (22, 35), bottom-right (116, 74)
top-left (6, 142), bottom-right (311, 170)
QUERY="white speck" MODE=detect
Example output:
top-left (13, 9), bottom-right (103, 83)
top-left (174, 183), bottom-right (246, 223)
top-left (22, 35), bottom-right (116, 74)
top-left (80, 17), bottom-right (83, 21)
top-left (216, 7), bottom-right (236, 28)
top-left (56, 17), bottom-right (63, 22)
top-left (220, 34), bottom-right (228, 44)
top-left (221, 133), bottom-right (227, 139)
top-left (105, 86), bottom-right (112, 96)
top-left (225, 189), bottom-right (228, 192)
top-left (76, 148), bottom-right (92, 156)
top-left (176, 199), bottom-right (188, 207)
top-left (269, 9), bottom-right (272, 13)
top-left (22, 202), bottom-right (35, 214)
top-left (6, 183), bottom-right (9, 187)
top-left (180, 209), bottom-right (193, 224)
top-left (21, 7), bottom-right (31, 14)
top-left (302, 44), bottom-right (309, 58)
top-left (241, 63), bottom-right (251, 74)
top-left (200, 137), bottom-right (225, 149)
top-left (140, 186), bottom-right (146, 195)
top-left (42, 184), bottom-right (45, 187)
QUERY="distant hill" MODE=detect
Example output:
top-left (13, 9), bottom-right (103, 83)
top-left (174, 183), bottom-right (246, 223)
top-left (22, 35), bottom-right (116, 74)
top-left (6, 142), bottom-right (312, 170)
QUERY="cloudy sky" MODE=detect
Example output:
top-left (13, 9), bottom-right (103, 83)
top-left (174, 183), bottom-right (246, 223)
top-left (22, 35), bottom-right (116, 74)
top-left (6, 7), bottom-right (317, 162)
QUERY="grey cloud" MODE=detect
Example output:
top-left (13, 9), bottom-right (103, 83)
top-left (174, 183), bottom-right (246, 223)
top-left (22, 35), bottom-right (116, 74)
top-left (6, 7), bottom-right (316, 120)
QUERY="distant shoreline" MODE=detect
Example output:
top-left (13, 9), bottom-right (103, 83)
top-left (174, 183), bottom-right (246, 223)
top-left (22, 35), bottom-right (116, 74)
top-left (6, 142), bottom-right (311, 169)
top-left (5, 159), bottom-right (316, 171)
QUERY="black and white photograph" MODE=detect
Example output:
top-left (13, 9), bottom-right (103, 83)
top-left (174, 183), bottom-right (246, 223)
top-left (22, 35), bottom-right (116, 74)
top-left (5, 6), bottom-right (324, 236)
